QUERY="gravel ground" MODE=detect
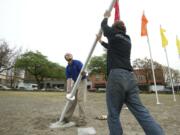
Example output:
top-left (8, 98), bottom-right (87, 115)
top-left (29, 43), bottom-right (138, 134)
top-left (0, 91), bottom-right (179, 135)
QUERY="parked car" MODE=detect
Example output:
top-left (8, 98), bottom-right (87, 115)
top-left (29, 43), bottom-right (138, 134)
top-left (88, 88), bottom-right (97, 92)
top-left (17, 83), bottom-right (38, 90)
top-left (148, 85), bottom-right (164, 92)
top-left (0, 84), bottom-right (11, 90)
top-left (97, 88), bottom-right (106, 92)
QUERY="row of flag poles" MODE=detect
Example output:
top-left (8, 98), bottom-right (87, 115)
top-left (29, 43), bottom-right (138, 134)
top-left (141, 12), bottom-right (177, 102)
top-left (114, 0), bottom-right (178, 103)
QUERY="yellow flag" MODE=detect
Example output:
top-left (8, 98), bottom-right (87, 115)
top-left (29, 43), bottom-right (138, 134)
top-left (176, 36), bottom-right (180, 55)
top-left (160, 27), bottom-right (168, 48)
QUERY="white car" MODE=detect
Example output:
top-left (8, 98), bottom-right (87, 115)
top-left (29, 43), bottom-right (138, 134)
top-left (0, 84), bottom-right (11, 90)
top-left (17, 83), bottom-right (38, 90)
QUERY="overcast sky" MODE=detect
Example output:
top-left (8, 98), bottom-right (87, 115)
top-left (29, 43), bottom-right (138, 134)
top-left (0, 0), bottom-right (180, 70)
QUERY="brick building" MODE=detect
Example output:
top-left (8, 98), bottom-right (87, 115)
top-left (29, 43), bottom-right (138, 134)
top-left (88, 69), bottom-right (165, 90)
top-left (88, 73), bottom-right (106, 89)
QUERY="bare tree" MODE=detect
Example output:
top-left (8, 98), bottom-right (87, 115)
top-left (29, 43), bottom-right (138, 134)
top-left (133, 57), bottom-right (180, 85)
top-left (162, 66), bottom-right (180, 85)
top-left (0, 40), bottom-right (21, 73)
top-left (133, 57), bottom-right (164, 84)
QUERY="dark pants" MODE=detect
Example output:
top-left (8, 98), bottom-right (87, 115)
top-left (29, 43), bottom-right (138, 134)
top-left (106, 68), bottom-right (165, 135)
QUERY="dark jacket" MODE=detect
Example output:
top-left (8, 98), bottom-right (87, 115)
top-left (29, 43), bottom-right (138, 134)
top-left (101, 18), bottom-right (133, 75)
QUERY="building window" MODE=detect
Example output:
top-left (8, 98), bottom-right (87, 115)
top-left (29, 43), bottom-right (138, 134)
top-left (137, 75), bottom-right (145, 81)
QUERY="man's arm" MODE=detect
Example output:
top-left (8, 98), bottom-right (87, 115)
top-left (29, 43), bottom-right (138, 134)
top-left (66, 78), bottom-right (74, 93)
top-left (65, 67), bottom-right (71, 79)
top-left (101, 18), bottom-right (112, 37)
top-left (76, 60), bottom-right (83, 73)
top-left (65, 67), bottom-right (73, 93)
top-left (101, 10), bottom-right (112, 37)
top-left (101, 41), bottom-right (109, 49)
top-left (76, 60), bottom-right (87, 78)
top-left (96, 34), bottom-right (109, 49)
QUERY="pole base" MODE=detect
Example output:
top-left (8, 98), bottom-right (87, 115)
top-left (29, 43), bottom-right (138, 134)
top-left (156, 102), bottom-right (161, 105)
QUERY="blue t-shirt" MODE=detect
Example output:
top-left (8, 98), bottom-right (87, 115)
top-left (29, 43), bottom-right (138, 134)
top-left (65, 60), bottom-right (86, 81)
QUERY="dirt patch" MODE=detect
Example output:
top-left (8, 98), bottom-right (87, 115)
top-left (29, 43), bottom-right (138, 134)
top-left (0, 91), bottom-right (179, 135)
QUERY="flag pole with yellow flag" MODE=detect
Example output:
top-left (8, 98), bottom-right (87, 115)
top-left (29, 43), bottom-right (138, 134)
top-left (160, 26), bottom-right (176, 102)
top-left (160, 26), bottom-right (168, 48)
top-left (176, 35), bottom-right (180, 59)
top-left (141, 12), bottom-right (160, 104)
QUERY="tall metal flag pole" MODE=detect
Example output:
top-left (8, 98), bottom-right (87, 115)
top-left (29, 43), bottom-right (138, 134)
top-left (164, 48), bottom-right (176, 101)
top-left (147, 35), bottom-right (160, 104)
top-left (160, 25), bottom-right (176, 102)
top-left (141, 12), bottom-right (160, 104)
top-left (58, 0), bottom-right (117, 124)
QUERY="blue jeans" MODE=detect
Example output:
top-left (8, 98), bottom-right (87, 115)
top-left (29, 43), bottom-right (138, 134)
top-left (106, 68), bottom-right (165, 135)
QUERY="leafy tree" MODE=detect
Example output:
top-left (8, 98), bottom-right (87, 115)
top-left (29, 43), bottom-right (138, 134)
top-left (46, 62), bottom-right (65, 79)
top-left (88, 53), bottom-right (107, 80)
top-left (15, 51), bottom-right (65, 86)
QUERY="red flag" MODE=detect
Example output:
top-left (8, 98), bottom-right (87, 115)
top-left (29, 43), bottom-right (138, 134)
top-left (141, 13), bottom-right (148, 36)
top-left (114, 0), bottom-right (120, 22)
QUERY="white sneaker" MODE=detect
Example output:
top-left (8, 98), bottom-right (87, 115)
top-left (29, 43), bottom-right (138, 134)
top-left (59, 121), bottom-right (67, 125)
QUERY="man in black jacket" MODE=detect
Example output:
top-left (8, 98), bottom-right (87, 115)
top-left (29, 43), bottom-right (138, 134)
top-left (97, 10), bottom-right (165, 135)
